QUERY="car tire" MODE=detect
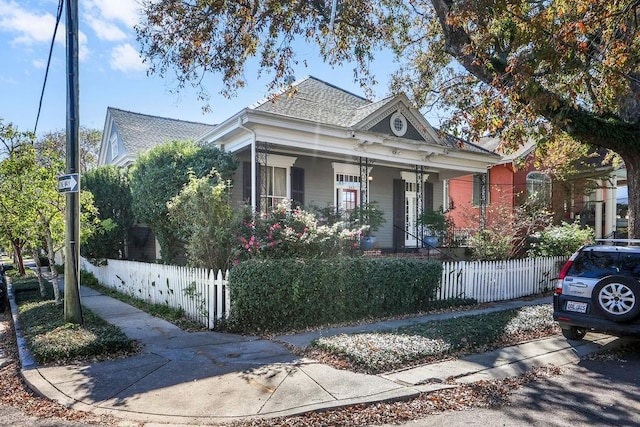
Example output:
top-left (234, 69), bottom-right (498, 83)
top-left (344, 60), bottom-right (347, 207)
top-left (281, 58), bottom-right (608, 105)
top-left (562, 326), bottom-right (587, 340)
top-left (592, 275), bottom-right (640, 323)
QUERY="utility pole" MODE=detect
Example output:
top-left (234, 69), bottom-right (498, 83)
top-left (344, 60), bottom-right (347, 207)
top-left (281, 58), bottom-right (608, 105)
top-left (64, 0), bottom-right (83, 324)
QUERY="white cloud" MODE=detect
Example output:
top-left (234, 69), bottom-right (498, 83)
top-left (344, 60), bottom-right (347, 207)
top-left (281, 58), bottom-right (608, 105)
top-left (110, 43), bottom-right (146, 73)
top-left (87, 16), bottom-right (127, 41)
top-left (78, 31), bottom-right (90, 61)
top-left (86, 0), bottom-right (142, 28)
top-left (32, 59), bottom-right (46, 69)
top-left (0, 75), bottom-right (18, 85)
top-left (0, 1), bottom-right (89, 61)
top-left (0, 0), bottom-right (61, 45)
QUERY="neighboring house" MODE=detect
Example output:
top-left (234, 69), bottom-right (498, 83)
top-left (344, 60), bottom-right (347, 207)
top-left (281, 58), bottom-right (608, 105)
top-left (99, 107), bottom-right (215, 168)
top-left (447, 138), bottom-right (626, 241)
top-left (99, 77), bottom-right (500, 255)
top-left (99, 107), bottom-right (216, 261)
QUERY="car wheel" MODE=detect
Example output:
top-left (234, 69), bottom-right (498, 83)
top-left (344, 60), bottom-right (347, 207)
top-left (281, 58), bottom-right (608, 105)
top-left (562, 326), bottom-right (587, 340)
top-left (592, 275), bottom-right (640, 323)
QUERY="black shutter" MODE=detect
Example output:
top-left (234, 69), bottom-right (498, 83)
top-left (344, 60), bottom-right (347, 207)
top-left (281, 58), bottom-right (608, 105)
top-left (242, 162), bottom-right (251, 202)
top-left (393, 179), bottom-right (405, 250)
top-left (424, 182), bottom-right (434, 212)
top-left (291, 167), bottom-right (305, 207)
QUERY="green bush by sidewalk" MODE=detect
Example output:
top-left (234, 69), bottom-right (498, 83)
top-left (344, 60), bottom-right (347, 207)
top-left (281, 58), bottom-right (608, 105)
top-left (227, 257), bottom-right (445, 333)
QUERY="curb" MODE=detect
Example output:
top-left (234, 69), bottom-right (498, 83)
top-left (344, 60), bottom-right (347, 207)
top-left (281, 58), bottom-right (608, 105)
top-left (6, 280), bottom-right (37, 370)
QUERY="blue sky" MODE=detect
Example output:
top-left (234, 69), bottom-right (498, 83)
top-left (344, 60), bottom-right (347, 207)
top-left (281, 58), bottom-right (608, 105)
top-left (0, 0), bottom-right (446, 138)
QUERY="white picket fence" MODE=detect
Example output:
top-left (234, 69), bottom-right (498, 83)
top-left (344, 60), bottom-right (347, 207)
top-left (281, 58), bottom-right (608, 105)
top-left (79, 257), bottom-right (230, 329)
top-left (438, 256), bottom-right (565, 302)
top-left (80, 256), bottom-right (565, 329)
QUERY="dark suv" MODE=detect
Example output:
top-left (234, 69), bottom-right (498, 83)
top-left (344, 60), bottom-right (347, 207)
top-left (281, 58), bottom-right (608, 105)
top-left (553, 241), bottom-right (640, 340)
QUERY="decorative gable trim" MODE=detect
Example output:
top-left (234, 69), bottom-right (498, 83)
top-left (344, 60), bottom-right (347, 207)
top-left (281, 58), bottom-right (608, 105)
top-left (355, 97), bottom-right (440, 145)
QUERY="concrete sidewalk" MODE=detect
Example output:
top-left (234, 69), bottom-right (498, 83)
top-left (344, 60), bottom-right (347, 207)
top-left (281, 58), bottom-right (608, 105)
top-left (9, 285), bottom-right (617, 426)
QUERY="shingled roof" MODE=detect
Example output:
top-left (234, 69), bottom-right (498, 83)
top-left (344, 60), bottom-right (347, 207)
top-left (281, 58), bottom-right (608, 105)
top-left (250, 76), bottom-right (496, 156)
top-left (251, 77), bottom-right (371, 127)
top-left (108, 107), bottom-right (215, 153)
top-left (440, 133), bottom-right (498, 155)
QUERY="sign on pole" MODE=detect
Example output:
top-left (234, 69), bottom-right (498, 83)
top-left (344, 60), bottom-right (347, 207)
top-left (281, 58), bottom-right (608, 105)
top-left (58, 173), bottom-right (79, 193)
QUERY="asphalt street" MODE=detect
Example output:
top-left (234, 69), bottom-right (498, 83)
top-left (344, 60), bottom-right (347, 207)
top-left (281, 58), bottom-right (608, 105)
top-left (375, 338), bottom-right (640, 427)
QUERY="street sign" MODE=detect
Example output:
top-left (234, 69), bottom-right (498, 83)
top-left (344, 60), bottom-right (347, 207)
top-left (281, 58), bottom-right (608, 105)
top-left (58, 173), bottom-right (79, 193)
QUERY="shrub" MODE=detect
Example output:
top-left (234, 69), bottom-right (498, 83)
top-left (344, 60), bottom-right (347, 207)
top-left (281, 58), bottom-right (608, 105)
top-left (80, 269), bottom-right (100, 287)
top-left (528, 222), bottom-right (595, 257)
top-left (233, 200), bottom-right (359, 262)
top-left (226, 257), bottom-right (443, 333)
top-left (168, 169), bottom-right (235, 270)
top-left (468, 229), bottom-right (513, 260)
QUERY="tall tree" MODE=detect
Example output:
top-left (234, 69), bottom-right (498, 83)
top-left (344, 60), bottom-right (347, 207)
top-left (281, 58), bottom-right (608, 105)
top-left (35, 127), bottom-right (101, 173)
top-left (0, 120), bottom-right (99, 302)
top-left (129, 140), bottom-right (237, 263)
top-left (136, 0), bottom-right (640, 236)
top-left (0, 142), bottom-right (39, 276)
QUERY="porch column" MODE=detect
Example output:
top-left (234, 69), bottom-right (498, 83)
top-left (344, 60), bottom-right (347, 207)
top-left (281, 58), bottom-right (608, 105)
top-left (605, 177), bottom-right (617, 237)
top-left (595, 184), bottom-right (603, 239)
top-left (250, 137), bottom-right (257, 212)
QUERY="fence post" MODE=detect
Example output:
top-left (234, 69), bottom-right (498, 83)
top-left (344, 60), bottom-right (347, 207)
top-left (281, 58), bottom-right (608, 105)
top-left (224, 270), bottom-right (231, 319)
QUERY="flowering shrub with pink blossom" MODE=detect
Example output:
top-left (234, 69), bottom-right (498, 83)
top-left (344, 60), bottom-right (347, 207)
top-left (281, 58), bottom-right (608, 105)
top-left (234, 200), bottom-right (361, 262)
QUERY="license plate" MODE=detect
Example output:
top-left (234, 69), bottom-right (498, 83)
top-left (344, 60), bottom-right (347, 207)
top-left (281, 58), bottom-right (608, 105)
top-left (566, 301), bottom-right (588, 313)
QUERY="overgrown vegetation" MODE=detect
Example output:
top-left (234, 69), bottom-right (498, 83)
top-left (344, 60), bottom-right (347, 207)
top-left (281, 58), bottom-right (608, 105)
top-left (81, 165), bottom-right (134, 260)
top-left (312, 304), bottom-right (558, 374)
top-left (129, 140), bottom-right (237, 264)
top-left (465, 196), bottom-right (553, 260)
top-left (227, 257), bottom-right (444, 333)
top-left (168, 169), bottom-right (235, 270)
top-left (11, 273), bottom-right (139, 365)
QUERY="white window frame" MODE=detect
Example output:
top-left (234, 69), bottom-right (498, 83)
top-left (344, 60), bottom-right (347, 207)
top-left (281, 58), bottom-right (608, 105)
top-left (259, 154), bottom-right (297, 211)
top-left (526, 171), bottom-right (552, 205)
top-left (390, 111), bottom-right (408, 137)
top-left (332, 162), bottom-right (372, 218)
top-left (109, 133), bottom-right (118, 160)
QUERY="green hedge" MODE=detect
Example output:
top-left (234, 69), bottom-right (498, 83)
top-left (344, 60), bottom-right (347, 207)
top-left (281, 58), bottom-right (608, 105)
top-left (227, 257), bottom-right (443, 333)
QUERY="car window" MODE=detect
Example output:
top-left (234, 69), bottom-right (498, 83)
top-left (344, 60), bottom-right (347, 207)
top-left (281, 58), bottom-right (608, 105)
top-left (617, 253), bottom-right (640, 276)
top-left (568, 251), bottom-right (619, 278)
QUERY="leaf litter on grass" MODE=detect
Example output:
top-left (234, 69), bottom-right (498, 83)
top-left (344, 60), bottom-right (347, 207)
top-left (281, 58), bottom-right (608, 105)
top-left (312, 304), bottom-right (559, 373)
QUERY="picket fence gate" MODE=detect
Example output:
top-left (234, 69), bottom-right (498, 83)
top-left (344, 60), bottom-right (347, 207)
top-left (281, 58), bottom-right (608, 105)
top-left (80, 256), bottom-right (565, 329)
top-left (80, 257), bottom-right (229, 329)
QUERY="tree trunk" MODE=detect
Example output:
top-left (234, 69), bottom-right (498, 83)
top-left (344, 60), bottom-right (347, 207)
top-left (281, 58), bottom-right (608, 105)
top-left (621, 151), bottom-right (640, 239)
top-left (31, 248), bottom-right (47, 297)
top-left (42, 222), bottom-right (61, 304)
top-left (11, 238), bottom-right (25, 276)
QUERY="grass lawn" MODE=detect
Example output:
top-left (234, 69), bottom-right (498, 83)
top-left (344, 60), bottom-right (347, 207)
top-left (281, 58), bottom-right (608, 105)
top-left (9, 271), bottom-right (139, 365)
top-left (310, 304), bottom-right (559, 374)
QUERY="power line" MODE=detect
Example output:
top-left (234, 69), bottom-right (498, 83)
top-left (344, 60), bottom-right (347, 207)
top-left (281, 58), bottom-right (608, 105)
top-left (34, 0), bottom-right (64, 135)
